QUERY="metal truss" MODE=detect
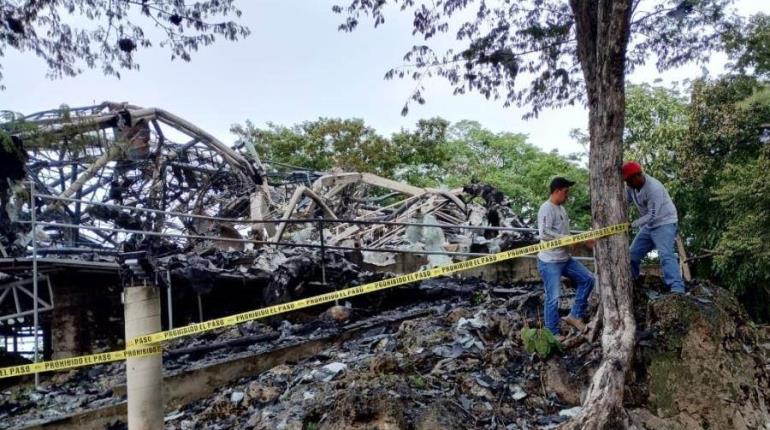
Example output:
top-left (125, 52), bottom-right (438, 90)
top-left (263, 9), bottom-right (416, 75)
top-left (0, 276), bottom-right (53, 324)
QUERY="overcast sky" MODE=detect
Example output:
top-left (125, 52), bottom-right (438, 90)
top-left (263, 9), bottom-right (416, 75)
top-left (0, 0), bottom-right (764, 155)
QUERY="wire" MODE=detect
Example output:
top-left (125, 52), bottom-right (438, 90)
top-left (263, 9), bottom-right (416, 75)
top-left (18, 220), bottom-right (578, 259)
top-left (33, 193), bottom-right (574, 233)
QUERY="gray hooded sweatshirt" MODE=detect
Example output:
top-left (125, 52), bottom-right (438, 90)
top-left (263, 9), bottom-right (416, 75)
top-left (626, 174), bottom-right (678, 229)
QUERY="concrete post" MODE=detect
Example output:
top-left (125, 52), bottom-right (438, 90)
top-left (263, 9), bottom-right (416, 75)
top-left (124, 285), bottom-right (163, 430)
top-left (51, 284), bottom-right (88, 360)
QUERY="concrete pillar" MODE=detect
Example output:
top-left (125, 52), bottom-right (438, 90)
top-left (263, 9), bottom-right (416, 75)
top-left (124, 285), bottom-right (163, 430)
top-left (51, 285), bottom-right (88, 359)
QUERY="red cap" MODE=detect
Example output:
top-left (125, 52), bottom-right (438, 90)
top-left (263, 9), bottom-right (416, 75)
top-left (622, 161), bottom-right (642, 180)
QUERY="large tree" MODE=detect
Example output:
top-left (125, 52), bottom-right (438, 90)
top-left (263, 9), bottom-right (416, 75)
top-left (0, 0), bottom-right (249, 87)
top-left (333, 1), bottom-right (740, 427)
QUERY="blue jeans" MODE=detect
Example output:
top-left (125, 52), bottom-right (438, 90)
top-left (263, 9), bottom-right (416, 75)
top-left (537, 258), bottom-right (595, 335)
top-left (630, 222), bottom-right (685, 294)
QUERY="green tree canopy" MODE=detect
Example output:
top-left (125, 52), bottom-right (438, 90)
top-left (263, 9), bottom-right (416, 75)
top-left (231, 117), bottom-right (450, 180)
top-left (681, 76), bottom-right (770, 318)
top-left (440, 120), bottom-right (590, 228)
top-left (623, 82), bottom-right (690, 181)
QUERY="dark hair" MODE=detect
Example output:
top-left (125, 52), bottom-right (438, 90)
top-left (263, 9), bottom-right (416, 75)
top-left (549, 177), bottom-right (576, 194)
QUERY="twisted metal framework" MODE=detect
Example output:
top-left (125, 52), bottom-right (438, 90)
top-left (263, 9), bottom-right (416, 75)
top-left (17, 102), bottom-right (264, 251)
top-left (0, 103), bottom-right (544, 362)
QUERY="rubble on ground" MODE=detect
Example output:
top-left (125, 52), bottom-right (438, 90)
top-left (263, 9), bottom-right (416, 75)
top-left (2, 270), bottom-right (769, 430)
top-left (0, 276), bottom-right (484, 429)
top-left (159, 277), bottom-right (770, 430)
top-left (158, 278), bottom-right (596, 430)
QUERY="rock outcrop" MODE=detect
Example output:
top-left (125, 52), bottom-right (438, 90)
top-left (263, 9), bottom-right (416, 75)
top-left (629, 279), bottom-right (770, 429)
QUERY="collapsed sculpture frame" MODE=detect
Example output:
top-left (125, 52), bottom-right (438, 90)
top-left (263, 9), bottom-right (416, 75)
top-left (0, 102), bottom-right (541, 371)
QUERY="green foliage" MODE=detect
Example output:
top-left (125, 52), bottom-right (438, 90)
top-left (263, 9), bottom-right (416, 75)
top-left (724, 13), bottom-right (770, 78)
top-left (0, 111), bottom-right (34, 163)
top-left (736, 86), bottom-right (770, 109)
top-left (407, 374), bottom-right (427, 389)
top-left (231, 117), bottom-right (450, 182)
top-left (679, 76), bottom-right (770, 302)
top-left (440, 121), bottom-right (590, 228)
top-left (709, 152), bottom-right (770, 312)
top-left (390, 118), bottom-right (452, 186)
top-left (520, 327), bottom-right (561, 359)
top-left (624, 83), bottom-right (690, 182)
top-left (471, 290), bottom-right (486, 306)
top-left (0, 130), bottom-right (14, 154)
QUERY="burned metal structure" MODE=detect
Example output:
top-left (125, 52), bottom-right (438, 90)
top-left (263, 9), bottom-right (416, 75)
top-left (0, 102), bottom-right (544, 366)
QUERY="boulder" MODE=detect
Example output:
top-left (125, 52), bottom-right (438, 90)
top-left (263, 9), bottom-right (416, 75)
top-left (634, 282), bottom-right (770, 429)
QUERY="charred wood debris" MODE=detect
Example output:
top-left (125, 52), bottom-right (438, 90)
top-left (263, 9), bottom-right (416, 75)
top-left (5, 277), bottom-right (770, 430)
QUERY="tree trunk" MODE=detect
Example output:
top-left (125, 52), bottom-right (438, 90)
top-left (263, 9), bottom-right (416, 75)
top-left (562, 1), bottom-right (635, 429)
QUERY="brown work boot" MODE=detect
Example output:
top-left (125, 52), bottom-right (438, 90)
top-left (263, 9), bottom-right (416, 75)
top-left (563, 315), bottom-right (586, 333)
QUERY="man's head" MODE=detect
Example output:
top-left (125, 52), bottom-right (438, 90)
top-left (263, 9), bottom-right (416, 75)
top-left (549, 176), bottom-right (575, 205)
top-left (622, 161), bottom-right (645, 189)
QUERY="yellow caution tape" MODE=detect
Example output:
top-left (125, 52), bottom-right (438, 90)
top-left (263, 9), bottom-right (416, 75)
top-left (0, 345), bottom-right (162, 379)
top-left (0, 223), bottom-right (628, 379)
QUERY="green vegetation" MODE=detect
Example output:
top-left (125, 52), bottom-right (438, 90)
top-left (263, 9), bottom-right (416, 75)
top-left (520, 327), bottom-right (562, 359)
top-left (407, 374), bottom-right (427, 389)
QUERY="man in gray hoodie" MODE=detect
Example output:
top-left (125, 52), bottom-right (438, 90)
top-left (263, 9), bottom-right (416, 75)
top-left (622, 161), bottom-right (685, 294)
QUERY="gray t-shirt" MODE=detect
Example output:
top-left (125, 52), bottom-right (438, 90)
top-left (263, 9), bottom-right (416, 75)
top-left (626, 174), bottom-right (678, 229)
top-left (537, 200), bottom-right (570, 263)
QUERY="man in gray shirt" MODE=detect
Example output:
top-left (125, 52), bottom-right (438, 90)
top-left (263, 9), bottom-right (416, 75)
top-left (536, 177), bottom-right (595, 335)
top-left (622, 161), bottom-right (685, 294)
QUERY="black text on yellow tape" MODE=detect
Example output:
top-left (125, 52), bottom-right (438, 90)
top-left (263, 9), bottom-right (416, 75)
top-left (0, 223), bottom-right (627, 378)
top-left (127, 223), bottom-right (628, 347)
top-left (0, 345), bottom-right (162, 379)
